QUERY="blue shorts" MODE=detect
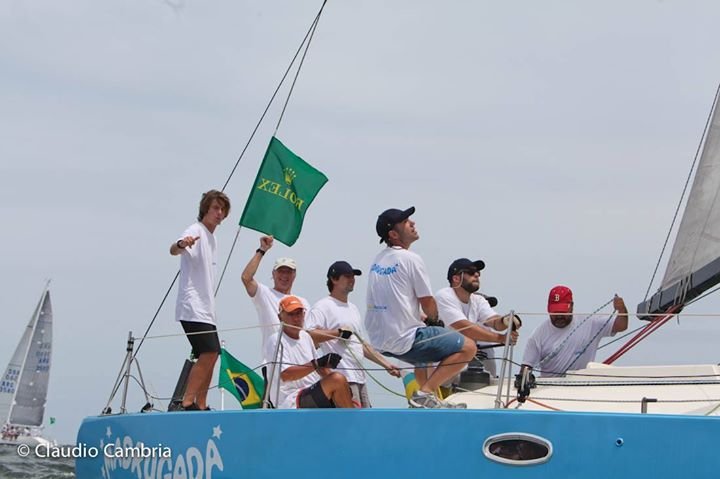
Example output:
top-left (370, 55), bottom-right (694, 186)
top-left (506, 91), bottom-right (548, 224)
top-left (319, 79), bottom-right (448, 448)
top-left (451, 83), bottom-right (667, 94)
top-left (384, 326), bottom-right (465, 365)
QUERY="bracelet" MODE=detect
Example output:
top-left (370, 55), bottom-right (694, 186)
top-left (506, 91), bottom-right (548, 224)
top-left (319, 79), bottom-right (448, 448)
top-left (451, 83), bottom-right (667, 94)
top-left (256, 248), bottom-right (266, 256)
top-left (176, 240), bottom-right (185, 249)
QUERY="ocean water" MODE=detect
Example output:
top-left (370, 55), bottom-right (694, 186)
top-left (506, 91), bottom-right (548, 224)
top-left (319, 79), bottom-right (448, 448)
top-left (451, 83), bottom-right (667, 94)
top-left (0, 446), bottom-right (74, 478)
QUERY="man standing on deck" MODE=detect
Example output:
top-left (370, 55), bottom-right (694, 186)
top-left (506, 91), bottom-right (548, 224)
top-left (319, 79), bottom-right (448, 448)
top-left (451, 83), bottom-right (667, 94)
top-left (241, 235), bottom-right (310, 365)
top-left (170, 190), bottom-right (231, 411)
top-left (436, 258), bottom-right (519, 377)
top-left (306, 260), bottom-right (401, 407)
top-left (522, 285), bottom-right (629, 377)
top-left (365, 206), bottom-right (477, 408)
top-left (270, 296), bottom-right (355, 409)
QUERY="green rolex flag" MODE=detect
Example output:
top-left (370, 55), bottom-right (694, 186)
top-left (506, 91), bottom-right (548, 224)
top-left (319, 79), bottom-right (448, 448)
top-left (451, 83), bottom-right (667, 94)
top-left (239, 137), bottom-right (328, 246)
top-left (218, 348), bottom-right (265, 409)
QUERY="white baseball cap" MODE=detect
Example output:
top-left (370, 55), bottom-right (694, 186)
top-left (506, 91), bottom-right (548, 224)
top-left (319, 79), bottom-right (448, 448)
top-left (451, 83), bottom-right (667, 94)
top-left (273, 257), bottom-right (297, 271)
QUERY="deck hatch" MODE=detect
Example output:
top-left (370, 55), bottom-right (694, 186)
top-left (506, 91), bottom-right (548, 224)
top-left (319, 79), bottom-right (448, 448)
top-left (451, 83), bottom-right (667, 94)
top-left (483, 433), bottom-right (553, 466)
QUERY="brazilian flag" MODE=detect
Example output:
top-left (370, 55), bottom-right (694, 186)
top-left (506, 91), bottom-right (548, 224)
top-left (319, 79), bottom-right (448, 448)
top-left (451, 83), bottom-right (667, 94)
top-left (218, 349), bottom-right (265, 409)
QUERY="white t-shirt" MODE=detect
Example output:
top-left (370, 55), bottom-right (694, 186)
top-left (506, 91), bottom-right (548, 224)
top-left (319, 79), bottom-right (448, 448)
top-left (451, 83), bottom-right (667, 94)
top-left (306, 296), bottom-right (366, 384)
top-left (251, 283), bottom-right (310, 363)
top-left (175, 222), bottom-right (217, 325)
top-left (522, 315), bottom-right (616, 377)
top-left (266, 330), bottom-right (320, 409)
top-left (365, 247), bottom-right (433, 355)
top-left (436, 287), bottom-right (500, 376)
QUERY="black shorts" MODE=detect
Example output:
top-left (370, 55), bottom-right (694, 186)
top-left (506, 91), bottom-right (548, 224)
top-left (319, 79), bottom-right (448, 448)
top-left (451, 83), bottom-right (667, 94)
top-left (180, 321), bottom-right (220, 357)
top-left (296, 381), bottom-right (335, 409)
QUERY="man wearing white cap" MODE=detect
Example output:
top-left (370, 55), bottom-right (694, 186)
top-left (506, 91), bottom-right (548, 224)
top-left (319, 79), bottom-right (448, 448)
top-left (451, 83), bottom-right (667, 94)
top-left (241, 235), bottom-right (310, 364)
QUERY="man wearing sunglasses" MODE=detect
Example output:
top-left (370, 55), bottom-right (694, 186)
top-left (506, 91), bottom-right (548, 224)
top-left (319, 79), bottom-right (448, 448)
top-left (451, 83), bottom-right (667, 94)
top-left (436, 258), bottom-right (519, 377)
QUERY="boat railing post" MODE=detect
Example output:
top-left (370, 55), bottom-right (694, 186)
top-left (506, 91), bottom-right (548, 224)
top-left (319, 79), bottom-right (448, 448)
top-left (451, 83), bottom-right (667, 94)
top-left (494, 310), bottom-right (516, 408)
top-left (263, 325), bottom-right (284, 409)
top-left (641, 397), bottom-right (657, 414)
top-left (120, 331), bottom-right (134, 414)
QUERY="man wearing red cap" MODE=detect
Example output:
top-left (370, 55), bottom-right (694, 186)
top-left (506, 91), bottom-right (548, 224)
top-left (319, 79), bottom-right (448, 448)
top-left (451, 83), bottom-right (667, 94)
top-left (522, 286), bottom-right (629, 377)
top-left (365, 206), bottom-right (476, 408)
top-left (268, 295), bottom-right (354, 409)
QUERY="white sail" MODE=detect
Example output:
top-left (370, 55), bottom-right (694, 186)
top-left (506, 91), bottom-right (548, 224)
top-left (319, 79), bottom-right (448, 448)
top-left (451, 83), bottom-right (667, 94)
top-left (661, 93), bottom-right (720, 290)
top-left (0, 289), bottom-right (52, 427)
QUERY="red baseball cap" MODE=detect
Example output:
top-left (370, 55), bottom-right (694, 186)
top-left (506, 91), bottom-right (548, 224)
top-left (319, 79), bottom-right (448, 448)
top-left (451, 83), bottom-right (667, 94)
top-left (279, 295), bottom-right (304, 313)
top-left (547, 285), bottom-right (573, 313)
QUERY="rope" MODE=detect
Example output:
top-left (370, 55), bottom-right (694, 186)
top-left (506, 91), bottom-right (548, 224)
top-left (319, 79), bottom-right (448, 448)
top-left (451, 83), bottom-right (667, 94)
top-left (643, 82), bottom-right (720, 302)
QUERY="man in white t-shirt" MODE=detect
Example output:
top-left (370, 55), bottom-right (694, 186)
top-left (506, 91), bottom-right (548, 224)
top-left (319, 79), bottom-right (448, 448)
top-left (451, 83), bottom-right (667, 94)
top-left (241, 235), bottom-right (310, 366)
top-left (268, 295), bottom-right (354, 409)
top-left (436, 258), bottom-right (519, 377)
top-left (307, 261), bottom-right (401, 408)
top-left (365, 206), bottom-right (476, 409)
top-left (170, 190), bottom-right (231, 411)
top-left (522, 285), bottom-right (629, 377)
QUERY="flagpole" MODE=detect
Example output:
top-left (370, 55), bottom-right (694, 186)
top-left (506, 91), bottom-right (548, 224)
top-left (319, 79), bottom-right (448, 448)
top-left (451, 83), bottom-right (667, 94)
top-left (220, 340), bottom-right (226, 411)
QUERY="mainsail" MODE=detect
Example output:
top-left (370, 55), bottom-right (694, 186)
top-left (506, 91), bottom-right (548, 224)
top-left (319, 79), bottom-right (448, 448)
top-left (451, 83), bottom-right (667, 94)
top-left (639, 91), bottom-right (720, 317)
top-left (0, 289), bottom-right (53, 426)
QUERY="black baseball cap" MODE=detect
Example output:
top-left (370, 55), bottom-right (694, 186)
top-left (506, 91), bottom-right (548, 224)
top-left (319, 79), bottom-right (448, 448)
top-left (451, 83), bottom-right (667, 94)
top-left (327, 261), bottom-right (362, 278)
top-left (376, 206), bottom-right (415, 243)
top-left (447, 258), bottom-right (486, 282)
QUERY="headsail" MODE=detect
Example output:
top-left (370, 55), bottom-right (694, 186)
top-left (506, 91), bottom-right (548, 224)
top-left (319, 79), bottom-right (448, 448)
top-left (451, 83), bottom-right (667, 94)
top-left (0, 289), bottom-right (53, 426)
top-left (638, 91), bottom-right (720, 318)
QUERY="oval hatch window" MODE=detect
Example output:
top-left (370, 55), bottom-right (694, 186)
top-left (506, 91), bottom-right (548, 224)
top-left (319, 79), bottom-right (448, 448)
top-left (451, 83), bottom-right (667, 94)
top-left (483, 433), bottom-right (553, 466)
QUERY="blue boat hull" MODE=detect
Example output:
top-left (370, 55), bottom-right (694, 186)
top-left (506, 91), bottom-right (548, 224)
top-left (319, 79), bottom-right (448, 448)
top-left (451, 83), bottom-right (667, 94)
top-left (76, 409), bottom-right (720, 478)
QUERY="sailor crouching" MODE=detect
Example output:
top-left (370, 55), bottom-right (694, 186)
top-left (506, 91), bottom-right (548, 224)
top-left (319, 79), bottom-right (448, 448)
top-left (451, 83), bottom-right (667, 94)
top-left (269, 296), bottom-right (355, 409)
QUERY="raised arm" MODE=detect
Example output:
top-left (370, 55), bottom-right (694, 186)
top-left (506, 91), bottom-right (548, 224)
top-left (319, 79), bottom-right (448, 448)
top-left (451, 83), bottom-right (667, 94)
top-left (241, 235), bottom-right (273, 297)
top-left (612, 294), bottom-right (629, 333)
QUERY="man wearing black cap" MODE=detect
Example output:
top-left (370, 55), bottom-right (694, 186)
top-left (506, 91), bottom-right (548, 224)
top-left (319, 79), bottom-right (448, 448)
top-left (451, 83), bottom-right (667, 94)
top-left (365, 207), bottom-right (476, 408)
top-left (436, 258), bottom-right (519, 377)
top-left (306, 261), bottom-right (401, 407)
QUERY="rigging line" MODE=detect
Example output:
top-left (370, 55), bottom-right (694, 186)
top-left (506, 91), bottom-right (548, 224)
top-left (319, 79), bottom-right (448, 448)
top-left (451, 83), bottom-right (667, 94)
top-left (129, 5), bottom-right (332, 359)
top-left (132, 270), bottom-right (179, 360)
top-left (221, 0), bottom-right (328, 191)
top-left (643, 81), bottom-right (720, 302)
top-left (214, 226), bottom-right (241, 297)
top-left (273, 0), bottom-right (328, 136)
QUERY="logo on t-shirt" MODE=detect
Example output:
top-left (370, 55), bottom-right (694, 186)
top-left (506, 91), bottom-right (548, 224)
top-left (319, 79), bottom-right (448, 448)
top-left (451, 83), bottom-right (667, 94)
top-left (370, 263), bottom-right (399, 275)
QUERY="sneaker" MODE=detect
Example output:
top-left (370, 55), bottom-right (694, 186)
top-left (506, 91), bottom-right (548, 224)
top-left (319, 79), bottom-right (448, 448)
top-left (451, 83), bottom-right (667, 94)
top-left (441, 400), bottom-right (468, 409)
top-left (409, 391), bottom-right (443, 409)
top-left (171, 402), bottom-right (200, 412)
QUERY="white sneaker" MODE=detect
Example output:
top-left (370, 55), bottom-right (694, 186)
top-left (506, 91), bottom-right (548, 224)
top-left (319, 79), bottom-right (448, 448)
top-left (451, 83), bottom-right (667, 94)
top-left (409, 391), bottom-right (443, 408)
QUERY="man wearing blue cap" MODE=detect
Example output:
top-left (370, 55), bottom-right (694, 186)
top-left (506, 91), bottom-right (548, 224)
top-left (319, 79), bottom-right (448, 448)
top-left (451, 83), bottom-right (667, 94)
top-left (307, 260), bottom-right (401, 407)
top-left (365, 206), bottom-right (476, 408)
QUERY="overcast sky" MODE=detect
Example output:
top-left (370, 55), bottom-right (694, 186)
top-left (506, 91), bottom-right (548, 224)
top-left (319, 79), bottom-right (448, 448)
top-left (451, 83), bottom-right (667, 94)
top-left (3, 0), bottom-right (720, 443)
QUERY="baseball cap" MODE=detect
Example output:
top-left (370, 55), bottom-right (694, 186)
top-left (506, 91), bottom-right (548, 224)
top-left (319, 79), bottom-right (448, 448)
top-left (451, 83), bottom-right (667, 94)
top-left (547, 285), bottom-right (573, 313)
top-left (376, 206), bottom-right (415, 243)
top-left (447, 258), bottom-right (485, 282)
top-left (273, 257), bottom-right (297, 271)
top-left (327, 261), bottom-right (362, 278)
top-left (279, 295), bottom-right (304, 313)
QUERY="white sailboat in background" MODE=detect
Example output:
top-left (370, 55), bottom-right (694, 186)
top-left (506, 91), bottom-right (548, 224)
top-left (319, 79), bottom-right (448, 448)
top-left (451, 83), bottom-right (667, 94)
top-left (0, 284), bottom-right (55, 447)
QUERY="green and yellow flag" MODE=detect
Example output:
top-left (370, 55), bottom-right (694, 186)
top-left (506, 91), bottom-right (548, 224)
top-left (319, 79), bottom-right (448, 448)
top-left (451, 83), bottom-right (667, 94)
top-left (218, 348), bottom-right (265, 409)
top-left (239, 137), bottom-right (328, 246)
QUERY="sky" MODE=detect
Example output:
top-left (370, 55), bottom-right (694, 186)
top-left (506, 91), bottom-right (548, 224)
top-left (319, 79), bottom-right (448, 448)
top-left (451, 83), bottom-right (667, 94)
top-left (3, 0), bottom-right (720, 444)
